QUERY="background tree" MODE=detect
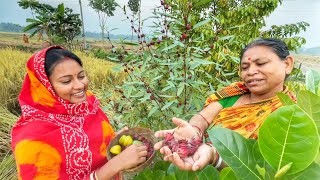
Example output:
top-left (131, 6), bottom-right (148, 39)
top-left (18, 0), bottom-right (82, 47)
top-left (106, 0), bottom-right (309, 131)
top-left (127, 0), bottom-right (141, 41)
top-left (89, 0), bottom-right (118, 45)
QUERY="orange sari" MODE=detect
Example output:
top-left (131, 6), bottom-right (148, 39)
top-left (205, 82), bottom-right (296, 139)
top-left (11, 46), bottom-right (115, 180)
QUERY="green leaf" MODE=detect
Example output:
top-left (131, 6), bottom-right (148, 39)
top-left (255, 164), bottom-right (266, 179)
top-left (193, 18), bottom-right (211, 30)
top-left (161, 101), bottom-right (174, 111)
top-left (162, 41), bottom-right (184, 51)
top-left (219, 167), bottom-right (237, 180)
top-left (148, 106), bottom-right (158, 117)
top-left (306, 69), bottom-right (320, 93)
top-left (167, 164), bottom-right (196, 179)
top-left (274, 162), bottom-right (292, 178)
top-left (286, 162), bottom-right (320, 180)
top-left (277, 92), bottom-right (295, 106)
top-left (208, 128), bottom-right (262, 180)
top-left (195, 165), bottom-right (219, 179)
top-left (258, 104), bottom-right (319, 175)
top-left (153, 161), bottom-right (171, 171)
top-left (177, 83), bottom-right (184, 96)
top-left (297, 90), bottom-right (320, 136)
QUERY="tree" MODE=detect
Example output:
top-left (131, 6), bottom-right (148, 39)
top-left (89, 0), bottom-right (118, 45)
top-left (105, 0), bottom-right (309, 131)
top-left (18, 0), bottom-right (82, 46)
top-left (127, 0), bottom-right (141, 41)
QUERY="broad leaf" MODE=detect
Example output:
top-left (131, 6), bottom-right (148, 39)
top-left (208, 127), bottom-right (262, 180)
top-left (195, 165), bottom-right (219, 180)
top-left (297, 90), bottom-right (320, 136)
top-left (285, 162), bottom-right (320, 180)
top-left (258, 104), bottom-right (319, 175)
top-left (277, 92), bottom-right (295, 106)
top-left (219, 167), bottom-right (237, 180)
top-left (167, 164), bottom-right (196, 179)
top-left (306, 69), bottom-right (320, 94)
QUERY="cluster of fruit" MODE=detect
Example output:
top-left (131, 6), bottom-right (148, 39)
top-left (109, 134), bottom-right (154, 159)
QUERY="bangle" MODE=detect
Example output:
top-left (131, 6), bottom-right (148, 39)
top-left (206, 142), bottom-right (218, 165)
top-left (197, 113), bottom-right (210, 127)
top-left (94, 170), bottom-right (99, 180)
top-left (90, 171), bottom-right (95, 180)
top-left (191, 125), bottom-right (203, 138)
top-left (214, 155), bottom-right (223, 169)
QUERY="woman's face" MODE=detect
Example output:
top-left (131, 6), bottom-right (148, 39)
top-left (240, 45), bottom-right (294, 97)
top-left (48, 58), bottom-right (89, 104)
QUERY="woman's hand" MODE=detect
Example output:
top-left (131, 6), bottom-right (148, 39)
top-left (116, 126), bottom-right (128, 135)
top-left (114, 144), bottom-right (147, 171)
top-left (160, 143), bottom-right (215, 171)
top-left (154, 117), bottom-right (201, 151)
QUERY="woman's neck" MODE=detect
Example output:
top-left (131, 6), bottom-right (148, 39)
top-left (249, 85), bottom-right (285, 103)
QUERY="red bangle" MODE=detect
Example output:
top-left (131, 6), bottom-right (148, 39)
top-left (198, 113), bottom-right (210, 127)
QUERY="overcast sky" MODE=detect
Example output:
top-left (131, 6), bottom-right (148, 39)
top-left (0, 0), bottom-right (319, 48)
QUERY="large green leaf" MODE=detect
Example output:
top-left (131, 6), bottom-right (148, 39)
top-left (258, 104), bottom-right (319, 175)
top-left (306, 69), bottom-right (320, 94)
top-left (219, 167), bottom-right (237, 180)
top-left (167, 164), bottom-right (196, 179)
top-left (277, 92), bottom-right (295, 106)
top-left (297, 90), bottom-right (320, 136)
top-left (285, 162), bottom-right (320, 180)
top-left (195, 165), bottom-right (219, 180)
top-left (208, 127), bottom-right (262, 180)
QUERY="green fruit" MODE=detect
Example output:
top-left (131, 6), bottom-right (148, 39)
top-left (132, 140), bottom-right (143, 145)
top-left (110, 145), bottom-right (121, 155)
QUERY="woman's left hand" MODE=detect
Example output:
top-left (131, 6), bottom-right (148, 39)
top-left (116, 126), bottom-right (128, 135)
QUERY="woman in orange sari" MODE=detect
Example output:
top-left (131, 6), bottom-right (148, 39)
top-left (11, 46), bottom-right (147, 180)
top-left (154, 38), bottom-right (295, 171)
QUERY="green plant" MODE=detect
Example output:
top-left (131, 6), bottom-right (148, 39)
top-left (18, 0), bottom-right (82, 46)
top-left (105, 0), bottom-right (309, 132)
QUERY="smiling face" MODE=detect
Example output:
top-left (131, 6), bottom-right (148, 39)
top-left (240, 45), bottom-right (294, 98)
top-left (48, 58), bottom-right (89, 104)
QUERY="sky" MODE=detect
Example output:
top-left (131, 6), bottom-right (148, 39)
top-left (0, 0), bottom-right (319, 48)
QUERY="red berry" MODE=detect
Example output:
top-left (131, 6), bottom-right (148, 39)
top-left (181, 33), bottom-right (187, 40)
top-left (186, 24), bottom-right (192, 30)
top-left (150, 95), bottom-right (156, 100)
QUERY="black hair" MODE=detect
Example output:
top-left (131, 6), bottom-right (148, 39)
top-left (45, 48), bottom-right (83, 77)
top-left (240, 38), bottom-right (290, 61)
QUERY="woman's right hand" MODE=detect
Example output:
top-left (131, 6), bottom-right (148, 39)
top-left (154, 117), bottom-right (201, 151)
top-left (115, 144), bottom-right (148, 170)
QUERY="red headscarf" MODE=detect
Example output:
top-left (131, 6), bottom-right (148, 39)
top-left (11, 46), bottom-right (115, 180)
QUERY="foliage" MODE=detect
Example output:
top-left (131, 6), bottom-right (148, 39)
top-left (89, 0), bottom-right (118, 44)
top-left (136, 86), bottom-right (320, 179)
top-left (128, 0), bottom-right (140, 15)
top-left (18, 0), bottom-right (82, 47)
top-left (134, 161), bottom-right (219, 180)
top-left (104, 0), bottom-right (309, 131)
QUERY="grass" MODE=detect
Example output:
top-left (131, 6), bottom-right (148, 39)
top-left (0, 106), bottom-right (18, 180)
